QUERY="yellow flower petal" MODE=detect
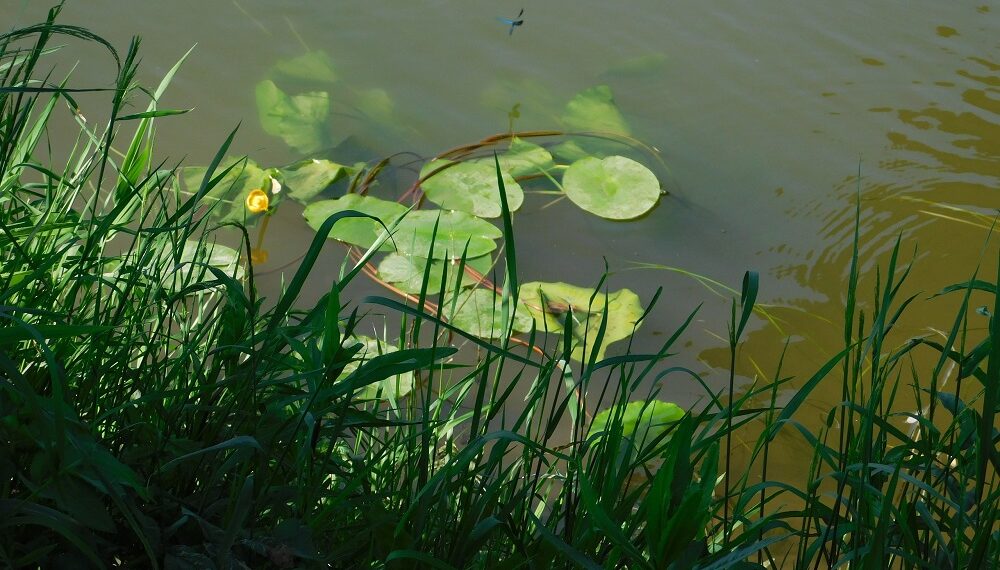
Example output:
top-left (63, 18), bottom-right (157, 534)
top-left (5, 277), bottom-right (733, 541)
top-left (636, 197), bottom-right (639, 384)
top-left (246, 189), bottom-right (269, 214)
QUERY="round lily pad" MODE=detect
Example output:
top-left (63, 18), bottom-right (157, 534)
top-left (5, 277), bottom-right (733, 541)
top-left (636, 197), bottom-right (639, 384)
top-left (377, 253), bottom-right (493, 295)
top-left (391, 210), bottom-right (502, 259)
top-left (562, 156), bottom-right (660, 220)
top-left (519, 281), bottom-right (644, 361)
top-left (419, 159), bottom-right (523, 218)
top-left (449, 288), bottom-right (534, 339)
top-left (303, 194), bottom-right (407, 250)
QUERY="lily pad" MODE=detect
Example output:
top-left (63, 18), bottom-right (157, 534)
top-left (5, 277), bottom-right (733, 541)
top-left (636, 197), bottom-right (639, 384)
top-left (587, 400), bottom-right (684, 443)
top-left (377, 253), bottom-right (493, 295)
top-left (255, 80), bottom-right (330, 153)
top-left (271, 50), bottom-right (337, 83)
top-left (489, 137), bottom-right (555, 177)
top-left (338, 336), bottom-right (413, 401)
top-left (519, 281), bottom-right (644, 361)
top-left (450, 288), bottom-right (534, 338)
top-left (392, 210), bottom-right (502, 259)
top-left (279, 159), bottom-right (347, 203)
top-left (419, 159), bottom-right (524, 218)
top-left (562, 156), bottom-right (660, 220)
top-left (303, 194), bottom-right (408, 250)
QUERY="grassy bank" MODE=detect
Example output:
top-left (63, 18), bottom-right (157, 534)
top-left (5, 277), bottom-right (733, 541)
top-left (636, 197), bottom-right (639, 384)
top-left (2, 9), bottom-right (998, 568)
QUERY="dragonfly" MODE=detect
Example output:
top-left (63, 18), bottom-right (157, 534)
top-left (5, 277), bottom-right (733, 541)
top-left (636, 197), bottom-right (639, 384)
top-left (498, 8), bottom-right (524, 36)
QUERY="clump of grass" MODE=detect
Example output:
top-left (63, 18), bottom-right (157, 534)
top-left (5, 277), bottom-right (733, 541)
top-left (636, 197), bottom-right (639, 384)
top-left (2, 8), bottom-right (998, 569)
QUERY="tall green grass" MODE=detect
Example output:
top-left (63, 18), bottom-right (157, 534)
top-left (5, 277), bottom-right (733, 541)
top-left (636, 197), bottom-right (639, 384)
top-left (1, 10), bottom-right (997, 569)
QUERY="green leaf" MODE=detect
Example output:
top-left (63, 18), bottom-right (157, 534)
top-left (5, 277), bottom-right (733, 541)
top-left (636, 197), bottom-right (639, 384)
top-left (181, 156), bottom-right (268, 222)
top-left (338, 336), bottom-right (414, 401)
top-left (160, 241), bottom-right (244, 294)
top-left (279, 158), bottom-right (346, 203)
top-left (449, 288), bottom-right (534, 338)
top-left (271, 50), bottom-right (337, 83)
top-left (492, 137), bottom-right (555, 177)
top-left (588, 400), bottom-right (684, 442)
top-left (0, 325), bottom-right (112, 344)
top-left (560, 85), bottom-right (631, 135)
top-left (255, 80), bottom-right (329, 153)
top-left (519, 281), bottom-right (644, 361)
top-left (553, 85), bottom-right (633, 161)
top-left (391, 210), bottom-right (502, 259)
top-left (159, 436), bottom-right (262, 472)
top-left (419, 159), bottom-right (524, 218)
top-left (377, 253), bottom-right (492, 295)
top-left (562, 156), bottom-right (660, 220)
top-left (303, 194), bottom-right (408, 250)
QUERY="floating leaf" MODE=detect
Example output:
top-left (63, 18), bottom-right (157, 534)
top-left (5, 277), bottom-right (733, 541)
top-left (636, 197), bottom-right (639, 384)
top-left (491, 137), bottom-right (555, 177)
top-left (450, 288), bottom-right (534, 338)
top-left (338, 336), bottom-right (413, 401)
top-left (181, 156), bottom-right (268, 221)
top-left (588, 400), bottom-right (684, 442)
top-left (271, 50), bottom-right (337, 83)
top-left (392, 210), bottom-right (502, 259)
top-left (377, 253), bottom-right (492, 295)
top-left (562, 156), bottom-right (660, 220)
top-left (279, 159), bottom-right (347, 203)
top-left (419, 159), bottom-right (524, 218)
top-left (519, 281), bottom-right (644, 361)
top-left (303, 194), bottom-right (407, 250)
top-left (255, 80), bottom-right (329, 153)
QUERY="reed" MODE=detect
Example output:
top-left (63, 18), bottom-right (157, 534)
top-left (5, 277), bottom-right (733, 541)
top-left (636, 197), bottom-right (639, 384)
top-left (1, 10), bottom-right (997, 568)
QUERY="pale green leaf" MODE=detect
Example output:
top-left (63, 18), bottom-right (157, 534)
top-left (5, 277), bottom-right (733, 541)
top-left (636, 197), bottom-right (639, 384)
top-left (303, 194), bottom-right (408, 250)
top-left (562, 156), bottom-right (660, 220)
top-left (419, 159), bottom-right (524, 218)
top-left (255, 80), bottom-right (330, 153)
top-left (519, 281), bottom-right (644, 361)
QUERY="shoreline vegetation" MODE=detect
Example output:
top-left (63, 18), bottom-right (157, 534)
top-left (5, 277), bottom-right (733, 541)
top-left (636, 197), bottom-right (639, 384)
top-left (2, 8), bottom-right (998, 568)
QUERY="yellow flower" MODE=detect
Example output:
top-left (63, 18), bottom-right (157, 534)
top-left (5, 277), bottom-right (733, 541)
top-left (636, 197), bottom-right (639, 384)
top-left (246, 189), bottom-right (269, 214)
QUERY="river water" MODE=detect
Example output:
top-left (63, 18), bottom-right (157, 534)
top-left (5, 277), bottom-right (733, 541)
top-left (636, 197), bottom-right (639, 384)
top-left (8, 1), bottom-right (1000, 476)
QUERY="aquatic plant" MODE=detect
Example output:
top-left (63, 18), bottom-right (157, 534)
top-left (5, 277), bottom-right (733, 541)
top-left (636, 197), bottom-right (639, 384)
top-left (2, 8), bottom-right (998, 569)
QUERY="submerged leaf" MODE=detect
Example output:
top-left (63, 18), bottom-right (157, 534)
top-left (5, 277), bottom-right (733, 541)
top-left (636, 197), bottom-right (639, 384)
top-left (377, 253), bottom-right (492, 295)
top-left (420, 159), bottom-right (524, 218)
top-left (279, 159), bottom-right (347, 203)
top-left (449, 288), bottom-right (534, 338)
top-left (588, 400), bottom-right (685, 442)
top-left (563, 156), bottom-right (660, 220)
top-left (519, 281), bottom-right (644, 361)
top-left (560, 85), bottom-right (631, 135)
top-left (271, 50), bottom-right (337, 83)
top-left (553, 85), bottom-right (633, 161)
top-left (303, 194), bottom-right (408, 250)
top-left (255, 80), bottom-right (330, 153)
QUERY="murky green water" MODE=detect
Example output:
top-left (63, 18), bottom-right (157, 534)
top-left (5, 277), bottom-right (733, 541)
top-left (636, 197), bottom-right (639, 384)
top-left (9, 0), bottom-right (1000, 474)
